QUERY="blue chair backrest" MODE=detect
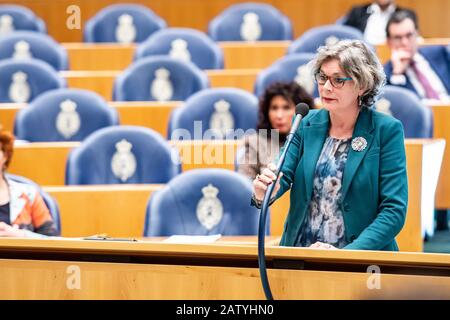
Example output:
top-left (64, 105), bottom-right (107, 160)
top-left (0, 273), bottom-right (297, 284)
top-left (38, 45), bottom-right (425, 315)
top-left (375, 85), bottom-right (433, 138)
top-left (287, 24), bottom-right (365, 54)
top-left (134, 27), bottom-right (224, 70)
top-left (168, 88), bottom-right (258, 140)
top-left (14, 88), bottom-right (119, 142)
top-left (208, 2), bottom-right (292, 41)
top-left (0, 58), bottom-right (65, 103)
top-left (0, 5), bottom-right (46, 33)
top-left (144, 168), bottom-right (263, 236)
top-left (254, 53), bottom-right (317, 98)
top-left (6, 173), bottom-right (61, 234)
top-left (66, 125), bottom-right (181, 185)
top-left (84, 4), bottom-right (166, 43)
top-left (0, 31), bottom-right (68, 70)
top-left (113, 55), bottom-right (209, 101)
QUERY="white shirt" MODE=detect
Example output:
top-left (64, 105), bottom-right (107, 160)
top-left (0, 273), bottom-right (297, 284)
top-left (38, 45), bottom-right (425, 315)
top-left (363, 3), bottom-right (396, 45)
top-left (390, 53), bottom-right (449, 101)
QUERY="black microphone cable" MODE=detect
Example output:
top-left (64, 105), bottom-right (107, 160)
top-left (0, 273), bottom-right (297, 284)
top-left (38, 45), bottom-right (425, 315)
top-left (257, 103), bottom-right (309, 300)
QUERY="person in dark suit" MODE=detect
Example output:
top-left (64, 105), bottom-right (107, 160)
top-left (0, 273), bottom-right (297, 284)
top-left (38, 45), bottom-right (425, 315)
top-left (252, 40), bottom-right (408, 251)
top-left (384, 10), bottom-right (450, 101)
top-left (343, 0), bottom-right (416, 45)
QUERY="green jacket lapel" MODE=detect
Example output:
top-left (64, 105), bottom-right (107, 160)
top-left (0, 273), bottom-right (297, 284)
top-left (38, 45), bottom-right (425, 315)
top-left (303, 109), bottom-right (329, 201)
top-left (341, 108), bottom-right (375, 199)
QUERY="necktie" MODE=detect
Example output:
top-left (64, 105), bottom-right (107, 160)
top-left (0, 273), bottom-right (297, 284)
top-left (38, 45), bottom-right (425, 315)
top-left (410, 61), bottom-right (440, 100)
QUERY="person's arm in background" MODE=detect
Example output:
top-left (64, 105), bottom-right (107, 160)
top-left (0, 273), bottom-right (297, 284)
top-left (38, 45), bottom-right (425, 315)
top-left (344, 120), bottom-right (408, 250)
top-left (237, 135), bottom-right (260, 180)
top-left (274, 126), bottom-right (304, 199)
top-left (29, 192), bottom-right (59, 237)
top-left (251, 123), bottom-right (304, 208)
top-left (0, 192), bottom-right (59, 238)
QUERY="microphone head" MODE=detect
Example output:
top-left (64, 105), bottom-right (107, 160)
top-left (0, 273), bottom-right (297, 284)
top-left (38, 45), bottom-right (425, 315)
top-left (295, 102), bottom-right (310, 117)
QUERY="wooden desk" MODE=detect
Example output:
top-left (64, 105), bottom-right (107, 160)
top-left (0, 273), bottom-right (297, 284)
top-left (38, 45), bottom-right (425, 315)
top-left (0, 103), bottom-right (19, 133)
top-left (432, 104), bottom-right (450, 209)
top-left (64, 43), bottom-right (135, 71)
top-left (43, 184), bottom-right (289, 238)
top-left (64, 42), bottom-right (289, 71)
top-left (45, 184), bottom-right (162, 238)
top-left (63, 39), bottom-right (449, 71)
top-left (110, 101), bottom-right (179, 136)
top-left (0, 101), bottom-right (180, 136)
top-left (8, 139), bottom-right (444, 251)
top-left (62, 69), bottom-right (259, 100)
top-left (400, 139), bottom-right (445, 243)
top-left (0, 238), bottom-right (449, 299)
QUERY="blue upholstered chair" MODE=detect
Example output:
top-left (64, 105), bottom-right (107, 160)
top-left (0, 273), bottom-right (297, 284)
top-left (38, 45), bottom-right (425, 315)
top-left (144, 169), bottom-right (262, 236)
top-left (287, 25), bottom-right (365, 54)
top-left (14, 88), bottom-right (119, 142)
top-left (0, 58), bottom-right (65, 103)
top-left (113, 55), bottom-right (209, 101)
top-left (208, 2), bottom-right (292, 41)
top-left (375, 85), bottom-right (433, 138)
top-left (134, 27), bottom-right (224, 70)
top-left (254, 53), bottom-right (317, 98)
top-left (6, 173), bottom-right (61, 234)
top-left (84, 4), bottom-right (166, 43)
top-left (168, 88), bottom-right (258, 140)
top-left (0, 5), bottom-right (46, 34)
top-left (0, 31), bottom-right (68, 70)
top-left (65, 126), bottom-right (180, 185)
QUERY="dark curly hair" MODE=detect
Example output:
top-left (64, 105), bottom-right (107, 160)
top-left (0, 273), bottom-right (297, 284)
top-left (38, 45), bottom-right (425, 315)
top-left (257, 82), bottom-right (315, 141)
top-left (0, 128), bottom-right (15, 170)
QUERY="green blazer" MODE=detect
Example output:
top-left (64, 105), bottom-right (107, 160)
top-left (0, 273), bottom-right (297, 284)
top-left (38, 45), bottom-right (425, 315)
top-left (276, 107), bottom-right (408, 251)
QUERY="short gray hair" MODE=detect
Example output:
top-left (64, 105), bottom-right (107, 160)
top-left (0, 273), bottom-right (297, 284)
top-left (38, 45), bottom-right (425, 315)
top-left (311, 39), bottom-right (386, 108)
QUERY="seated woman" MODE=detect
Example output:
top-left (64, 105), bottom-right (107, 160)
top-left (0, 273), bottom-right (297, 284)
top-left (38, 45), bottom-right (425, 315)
top-left (237, 81), bottom-right (315, 180)
top-left (252, 40), bottom-right (408, 251)
top-left (0, 129), bottom-right (59, 237)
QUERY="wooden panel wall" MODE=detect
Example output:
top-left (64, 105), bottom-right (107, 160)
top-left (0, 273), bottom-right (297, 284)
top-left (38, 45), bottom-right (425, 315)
top-left (9, 0), bottom-right (450, 42)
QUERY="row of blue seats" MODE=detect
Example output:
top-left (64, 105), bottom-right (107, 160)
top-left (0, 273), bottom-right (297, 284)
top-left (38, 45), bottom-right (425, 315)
top-left (0, 24), bottom-right (369, 71)
top-left (10, 167), bottom-right (263, 237)
top-left (12, 84), bottom-right (432, 144)
top-left (4, 40), bottom-right (450, 103)
top-left (0, 53), bottom-right (316, 102)
top-left (0, 3), bottom-right (294, 42)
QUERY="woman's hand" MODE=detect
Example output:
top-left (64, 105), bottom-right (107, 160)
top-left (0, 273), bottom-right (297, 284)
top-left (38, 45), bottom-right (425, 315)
top-left (309, 241), bottom-right (338, 250)
top-left (0, 222), bottom-right (26, 237)
top-left (252, 163), bottom-right (283, 202)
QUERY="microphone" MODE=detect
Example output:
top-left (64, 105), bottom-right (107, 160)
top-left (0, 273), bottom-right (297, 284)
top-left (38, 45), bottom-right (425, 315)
top-left (274, 102), bottom-right (310, 174)
top-left (257, 102), bottom-right (309, 300)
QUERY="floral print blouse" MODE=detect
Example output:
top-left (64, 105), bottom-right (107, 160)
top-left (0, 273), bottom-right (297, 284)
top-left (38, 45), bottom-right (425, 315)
top-left (297, 136), bottom-right (351, 248)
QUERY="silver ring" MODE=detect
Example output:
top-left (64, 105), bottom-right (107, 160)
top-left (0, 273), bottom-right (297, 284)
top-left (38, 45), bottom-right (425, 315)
top-left (255, 174), bottom-right (260, 180)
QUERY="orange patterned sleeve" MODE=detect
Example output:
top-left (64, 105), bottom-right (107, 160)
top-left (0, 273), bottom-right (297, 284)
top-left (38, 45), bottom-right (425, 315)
top-left (30, 192), bottom-right (59, 236)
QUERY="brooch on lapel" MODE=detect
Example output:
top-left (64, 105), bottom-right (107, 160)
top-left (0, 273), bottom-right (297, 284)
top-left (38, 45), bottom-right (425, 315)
top-left (351, 137), bottom-right (367, 152)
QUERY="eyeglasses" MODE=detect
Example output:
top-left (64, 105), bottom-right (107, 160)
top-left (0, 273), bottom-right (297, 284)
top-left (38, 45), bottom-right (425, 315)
top-left (314, 73), bottom-right (352, 88)
top-left (389, 31), bottom-right (416, 43)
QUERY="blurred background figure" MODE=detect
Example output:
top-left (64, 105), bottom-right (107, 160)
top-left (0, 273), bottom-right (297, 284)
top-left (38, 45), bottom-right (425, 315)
top-left (237, 81), bottom-right (314, 180)
top-left (0, 129), bottom-right (59, 238)
top-left (343, 0), bottom-right (416, 45)
top-left (384, 10), bottom-right (450, 102)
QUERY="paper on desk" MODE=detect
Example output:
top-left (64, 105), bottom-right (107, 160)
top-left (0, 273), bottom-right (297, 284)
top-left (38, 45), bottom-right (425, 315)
top-left (163, 234), bottom-right (222, 243)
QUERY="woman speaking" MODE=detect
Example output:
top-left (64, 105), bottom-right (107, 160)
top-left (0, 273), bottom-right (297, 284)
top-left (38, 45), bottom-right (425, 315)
top-left (252, 40), bottom-right (408, 251)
